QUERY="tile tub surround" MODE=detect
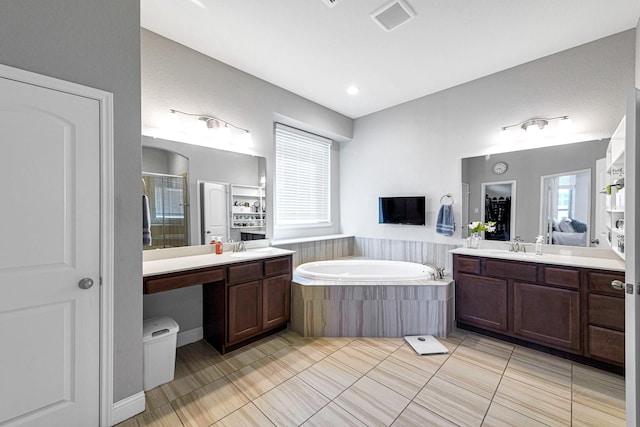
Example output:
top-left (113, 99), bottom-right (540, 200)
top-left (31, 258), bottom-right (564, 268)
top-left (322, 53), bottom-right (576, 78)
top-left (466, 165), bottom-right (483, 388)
top-left (354, 236), bottom-right (459, 273)
top-left (291, 275), bottom-right (453, 338)
top-left (273, 234), bottom-right (355, 268)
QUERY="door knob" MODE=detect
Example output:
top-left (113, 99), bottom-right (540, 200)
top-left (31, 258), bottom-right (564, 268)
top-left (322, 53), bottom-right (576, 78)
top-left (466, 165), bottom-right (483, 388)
top-left (611, 280), bottom-right (625, 291)
top-left (78, 278), bottom-right (94, 290)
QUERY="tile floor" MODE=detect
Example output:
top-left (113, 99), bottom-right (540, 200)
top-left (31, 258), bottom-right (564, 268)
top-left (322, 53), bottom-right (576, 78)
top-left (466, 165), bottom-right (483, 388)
top-left (118, 329), bottom-right (625, 427)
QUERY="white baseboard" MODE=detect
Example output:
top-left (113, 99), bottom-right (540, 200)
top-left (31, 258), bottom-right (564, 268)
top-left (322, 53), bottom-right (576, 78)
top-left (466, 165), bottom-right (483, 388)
top-left (111, 391), bottom-right (145, 425)
top-left (177, 326), bottom-right (203, 347)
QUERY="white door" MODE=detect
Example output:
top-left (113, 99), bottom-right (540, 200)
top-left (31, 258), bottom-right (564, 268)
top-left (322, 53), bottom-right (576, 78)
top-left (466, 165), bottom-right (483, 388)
top-left (594, 158), bottom-right (607, 248)
top-left (625, 89), bottom-right (639, 427)
top-left (0, 75), bottom-right (100, 425)
top-left (201, 182), bottom-right (228, 244)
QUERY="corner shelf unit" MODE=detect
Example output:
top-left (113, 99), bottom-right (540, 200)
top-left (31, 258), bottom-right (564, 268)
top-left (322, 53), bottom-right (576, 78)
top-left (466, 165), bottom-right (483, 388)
top-left (231, 184), bottom-right (266, 229)
top-left (605, 117), bottom-right (625, 260)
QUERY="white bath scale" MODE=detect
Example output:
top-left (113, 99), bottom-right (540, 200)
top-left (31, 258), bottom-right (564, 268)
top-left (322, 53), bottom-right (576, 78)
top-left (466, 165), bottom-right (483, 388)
top-left (404, 335), bottom-right (448, 355)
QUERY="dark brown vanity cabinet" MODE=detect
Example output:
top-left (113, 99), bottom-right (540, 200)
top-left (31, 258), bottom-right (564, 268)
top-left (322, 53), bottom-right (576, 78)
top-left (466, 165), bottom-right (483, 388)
top-left (211, 255), bottom-right (292, 353)
top-left (453, 254), bottom-right (624, 367)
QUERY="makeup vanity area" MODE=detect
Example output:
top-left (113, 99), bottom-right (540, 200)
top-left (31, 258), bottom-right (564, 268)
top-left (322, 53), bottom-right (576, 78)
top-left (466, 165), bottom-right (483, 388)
top-left (143, 246), bottom-right (294, 354)
top-left (141, 136), bottom-right (295, 354)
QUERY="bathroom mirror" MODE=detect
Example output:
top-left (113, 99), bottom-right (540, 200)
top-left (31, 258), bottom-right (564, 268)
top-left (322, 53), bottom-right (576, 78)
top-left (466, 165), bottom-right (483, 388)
top-left (142, 135), bottom-right (267, 248)
top-left (461, 139), bottom-right (607, 246)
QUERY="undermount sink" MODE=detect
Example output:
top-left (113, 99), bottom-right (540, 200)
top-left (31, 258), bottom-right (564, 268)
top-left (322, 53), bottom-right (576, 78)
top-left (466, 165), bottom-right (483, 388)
top-left (229, 249), bottom-right (273, 258)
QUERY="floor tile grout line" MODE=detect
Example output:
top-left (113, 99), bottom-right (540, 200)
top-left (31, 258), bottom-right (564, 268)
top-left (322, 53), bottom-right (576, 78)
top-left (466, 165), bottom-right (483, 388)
top-left (146, 331), bottom-right (623, 427)
top-left (478, 343), bottom-right (516, 427)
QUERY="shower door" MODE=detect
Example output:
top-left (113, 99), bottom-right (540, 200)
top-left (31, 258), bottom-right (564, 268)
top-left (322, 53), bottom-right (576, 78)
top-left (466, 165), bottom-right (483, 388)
top-left (143, 172), bottom-right (190, 249)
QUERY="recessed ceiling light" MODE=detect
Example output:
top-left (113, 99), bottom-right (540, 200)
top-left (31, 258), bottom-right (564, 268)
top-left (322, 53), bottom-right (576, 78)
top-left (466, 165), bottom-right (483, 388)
top-left (346, 85), bottom-right (359, 95)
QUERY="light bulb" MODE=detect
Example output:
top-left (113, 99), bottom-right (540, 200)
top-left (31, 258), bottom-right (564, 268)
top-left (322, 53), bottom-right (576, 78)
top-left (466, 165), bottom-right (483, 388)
top-left (557, 117), bottom-right (573, 133)
top-left (219, 124), bottom-right (231, 144)
top-left (240, 131), bottom-right (254, 147)
top-left (167, 110), bottom-right (181, 130)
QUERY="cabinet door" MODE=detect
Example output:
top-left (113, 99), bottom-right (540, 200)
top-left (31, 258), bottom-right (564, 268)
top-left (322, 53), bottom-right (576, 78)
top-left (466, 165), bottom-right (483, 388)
top-left (513, 282), bottom-right (580, 352)
top-left (228, 280), bottom-right (263, 343)
top-left (263, 274), bottom-right (291, 330)
top-left (456, 273), bottom-right (508, 332)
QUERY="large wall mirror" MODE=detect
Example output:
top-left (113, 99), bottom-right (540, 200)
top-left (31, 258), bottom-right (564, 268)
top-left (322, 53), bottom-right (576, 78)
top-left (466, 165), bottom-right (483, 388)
top-left (461, 139), bottom-right (607, 247)
top-left (142, 136), bottom-right (267, 249)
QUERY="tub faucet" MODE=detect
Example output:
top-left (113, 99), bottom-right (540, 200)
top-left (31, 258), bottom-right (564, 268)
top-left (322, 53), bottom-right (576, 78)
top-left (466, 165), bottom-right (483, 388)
top-left (423, 261), bottom-right (445, 280)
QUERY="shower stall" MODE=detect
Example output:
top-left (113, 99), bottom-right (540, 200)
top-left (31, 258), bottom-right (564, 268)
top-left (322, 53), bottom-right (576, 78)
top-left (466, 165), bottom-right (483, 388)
top-left (142, 172), bottom-right (189, 249)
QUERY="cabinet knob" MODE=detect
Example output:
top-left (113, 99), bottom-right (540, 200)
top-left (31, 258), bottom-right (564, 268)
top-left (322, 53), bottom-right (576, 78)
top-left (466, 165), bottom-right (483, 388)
top-left (611, 280), bottom-right (625, 290)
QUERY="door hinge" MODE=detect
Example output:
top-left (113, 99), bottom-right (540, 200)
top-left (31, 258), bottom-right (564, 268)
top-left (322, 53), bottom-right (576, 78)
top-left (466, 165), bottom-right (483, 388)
top-left (627, 283), bottom-right (634, 294)
top-left (99, 277), bottom-right (103, 286)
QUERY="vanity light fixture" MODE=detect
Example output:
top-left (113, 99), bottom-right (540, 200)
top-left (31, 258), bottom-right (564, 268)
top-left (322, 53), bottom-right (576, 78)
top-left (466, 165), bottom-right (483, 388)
top-left (499, 115), bottom-right (571, 138)
top-left (168, 109), bottom-right (253, 146)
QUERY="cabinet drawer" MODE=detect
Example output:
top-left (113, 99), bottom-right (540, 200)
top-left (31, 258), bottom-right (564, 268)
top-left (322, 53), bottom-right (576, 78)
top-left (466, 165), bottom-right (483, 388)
top-left (588, 271), bottom-right (626, 296)
top-left (587, 325), bottom-right (625, 365)
top-left (486, 259), bottom-right (537, 282)
top-left (544, 266), bottom-right (579, 289)
top-left (264, 256), bottom-right (291, 277)
top-left (144, 268), bottom-right (224, 294)
top-left (228, 262), bottom-right (263, 284)
top-left (588, 294), bottom-right (625, 331)
top-left (455, 256), bottom-right (481, 275)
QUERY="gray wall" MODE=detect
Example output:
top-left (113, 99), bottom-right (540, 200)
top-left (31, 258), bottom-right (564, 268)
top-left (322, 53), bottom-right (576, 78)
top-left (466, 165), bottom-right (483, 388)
top-left (462, 139), bottom-right (608, 242)
top-left (0, 0), bottom-right (143, 402)
top-left (342, 30), bottom-right (635, 245)
top-left (141, 29), bottom-right (352, 241)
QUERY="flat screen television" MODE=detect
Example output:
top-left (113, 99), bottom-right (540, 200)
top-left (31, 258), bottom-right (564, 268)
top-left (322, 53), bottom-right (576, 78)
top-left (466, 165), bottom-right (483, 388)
top-left (378, 196), bottom-right (426, 226)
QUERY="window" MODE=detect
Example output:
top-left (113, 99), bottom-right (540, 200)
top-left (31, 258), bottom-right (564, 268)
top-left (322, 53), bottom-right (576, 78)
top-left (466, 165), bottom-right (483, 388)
top-left (555, 175), bottom-right (575, 220)
top-left (275, 123), bottom-right (331, 226)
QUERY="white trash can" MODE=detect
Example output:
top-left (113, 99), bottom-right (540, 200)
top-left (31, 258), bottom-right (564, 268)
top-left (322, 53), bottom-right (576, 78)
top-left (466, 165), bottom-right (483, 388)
top-left (143, 316), bottom-right (179, 391)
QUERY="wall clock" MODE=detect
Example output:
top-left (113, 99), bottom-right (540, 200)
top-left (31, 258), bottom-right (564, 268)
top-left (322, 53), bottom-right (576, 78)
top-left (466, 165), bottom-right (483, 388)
top-left (492, 161), bottom-right (508, 175)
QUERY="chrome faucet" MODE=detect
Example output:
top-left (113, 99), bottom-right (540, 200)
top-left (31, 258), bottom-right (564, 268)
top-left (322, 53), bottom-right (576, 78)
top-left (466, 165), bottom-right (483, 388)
top-left (423, 261), bottom-right (445, 280)
top-left (508, 236), bottom-right (527, 253)
top-left (236, 240), bottom-right (246, 252)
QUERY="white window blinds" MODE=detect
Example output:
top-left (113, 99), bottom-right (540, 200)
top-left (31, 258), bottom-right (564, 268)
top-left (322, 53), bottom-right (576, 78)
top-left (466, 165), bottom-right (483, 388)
top-left (275, 124), bottom-right (331, 226)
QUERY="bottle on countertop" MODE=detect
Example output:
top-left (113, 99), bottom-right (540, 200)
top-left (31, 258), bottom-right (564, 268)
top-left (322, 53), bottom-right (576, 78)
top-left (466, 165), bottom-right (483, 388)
top-left (535, 235), bottom-right (544, 255)
top-left (215, 238), bottom-right (223, 255)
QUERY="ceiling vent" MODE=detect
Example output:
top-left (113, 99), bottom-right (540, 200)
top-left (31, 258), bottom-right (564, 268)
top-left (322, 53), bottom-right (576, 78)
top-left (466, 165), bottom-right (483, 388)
top-left (320, 0), bottom-right (343, 8)
top-left (371, 0), bottom-right (415, 32)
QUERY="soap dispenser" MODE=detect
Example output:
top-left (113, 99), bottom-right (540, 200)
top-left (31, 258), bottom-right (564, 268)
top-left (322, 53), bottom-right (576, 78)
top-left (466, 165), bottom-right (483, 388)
top-left (535, 235), bottom-right (544, 255)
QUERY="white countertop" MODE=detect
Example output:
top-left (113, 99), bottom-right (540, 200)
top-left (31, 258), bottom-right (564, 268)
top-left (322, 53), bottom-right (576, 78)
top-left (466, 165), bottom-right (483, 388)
top-left (450, 247), bottom-right (625, 272)
top-left (143, 246), bottom-right (295, 277)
